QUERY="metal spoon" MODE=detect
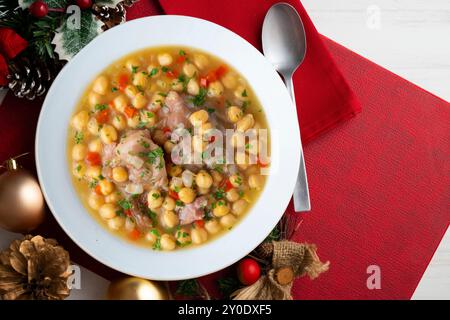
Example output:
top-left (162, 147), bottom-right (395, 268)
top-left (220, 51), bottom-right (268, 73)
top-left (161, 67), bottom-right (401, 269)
top-left (262, 2), bottom-right (311, 212)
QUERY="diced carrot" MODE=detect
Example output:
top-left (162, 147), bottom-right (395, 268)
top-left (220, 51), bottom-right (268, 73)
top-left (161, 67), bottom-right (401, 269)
top-left (129, 229), bottom-right (141, 241)
top-left (224, 179), bottom-right (234, 192)
top-left (205, 70), bottom-right (217, 83)
top-left (195, 220), bottom-right (205, 228)
top-left (177, 55), bottom-right (186, 64)
top-left (215, 65), bottom-right (228, 78)
top-left (94, 184), bottom-right (102, 195)
top-left (118, 73), bottom-right (129, 91)
top-left (124, 106), bottom-right (137, 118)
top-left (96, 109), bottom-right (109, 124)
top-left (124, 209), bottom-right (132, 217)
top-left (162, 127), bottom-right (171, 134)
top-left (168, 189), bottom-right (179, 200)
top-left (86, 152), bottom-right (101, 166)
top-left (200, 77), bottom-right (208, 88)
top-left (166, 69), bottom-right (179, 79)
top-left (257, 157), bottom-right (269, 168)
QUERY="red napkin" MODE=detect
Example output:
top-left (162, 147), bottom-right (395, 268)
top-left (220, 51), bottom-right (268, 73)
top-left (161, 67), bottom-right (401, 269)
top-left (128, 0), bottom-right (361, 143)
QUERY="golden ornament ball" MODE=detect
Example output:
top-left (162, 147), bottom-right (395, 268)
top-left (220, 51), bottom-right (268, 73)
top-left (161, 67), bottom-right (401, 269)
top-left (0, 157), bottom-right (45, 233)
top-left (107, 277), bottom-right (169, 300)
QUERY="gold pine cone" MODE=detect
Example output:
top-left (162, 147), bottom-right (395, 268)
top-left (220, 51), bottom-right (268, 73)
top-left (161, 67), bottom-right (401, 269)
top-left (0, 235), bottom-right (71, 300)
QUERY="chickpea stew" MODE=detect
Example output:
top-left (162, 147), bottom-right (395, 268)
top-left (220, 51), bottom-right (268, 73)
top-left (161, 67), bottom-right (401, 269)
top-left (68, 47), bottom-right (270, 251)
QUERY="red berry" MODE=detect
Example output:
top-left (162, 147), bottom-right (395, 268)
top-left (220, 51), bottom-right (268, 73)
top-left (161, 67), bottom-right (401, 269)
top-left (29, 1), bottom-right (48, 18)
top-left (76, 0), bottom-right (93, 10)
top-left (237, 258), bottom-right (261, 285)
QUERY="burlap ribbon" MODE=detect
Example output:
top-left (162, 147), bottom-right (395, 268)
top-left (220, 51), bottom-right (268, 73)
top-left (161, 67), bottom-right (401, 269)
top-left (232, 241), bottom-right (330, 300)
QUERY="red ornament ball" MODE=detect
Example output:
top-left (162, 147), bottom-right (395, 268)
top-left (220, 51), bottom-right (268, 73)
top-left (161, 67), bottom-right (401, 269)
top-left (29, 0), bottom-right (49, 19)
top-left (237, 258), bottom-right (261, 285)
top-left (76, 0), bottom-right (93, 10)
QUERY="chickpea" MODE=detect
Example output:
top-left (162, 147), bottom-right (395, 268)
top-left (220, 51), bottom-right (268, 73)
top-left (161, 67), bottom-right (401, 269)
top-left (113, 94), bottom-right (128, 113)
top-left (227, 106), bottom-right (243, 123)
top-left (183, 62), bottom-right (197, 77)
top-left (191, 228), bottom-right (208, 244)
top-left (236, 153), bottom-right (250, 170)
top-left (189, 109), bottom-right (209, 126)
top-left (132, 93), bottom-right (147, 109)
top-left (162, 196), bottom-right (176, 211)
top-left (226, 188), bottom-right (240, 202)
top-left (160, 234), bottom-right (176, 250)
top-left (92, 75), bottom-right (109, 95)
top-left (141, 110), bottom-right (157, 128)
top-left (88, 193), bottom-right (104, 210)
top-left (108, 216), bottom-right (125, 230)
top-left (147, 189), bottom-right (163, 209)
top-left (248, 174), bottom-right (264, 189)
top-left (112, 114), bottom-right (127, 131)
top-left (211, 171), bottom-right (223, 186)
top-left (171, 79), bottom-right (183, 92)
top-left (145, 230), bottom-right (157, 244)
top-left (133, 72), bottom-right (148, 88)
top-left (187, 78), bottom-right (200, 95)
top-left (232, 199), bottom-right (248, 215)
top-left (213, 200), bottom-right (230, 217)
top-left (158, 53), bottom-right (173, 66)
top-left (234, 85), bottom-right (249, 100)
top-left (236, 114), bottom-right (255, 132)
top-left (221, 73), bottom-right (237, 89)
top-left (149, 93), bottom-right (165, 111)
top-left (229, 174), bottom-right (243, 188)
top-left (100, 124), bottom-right (118, 144)
top-left (87, 117), bottom-right (99, 135)
top-left (220, 214), bottom-right (237, 228)
top-left (164, 140), bottom-right (175, 154)
top-left (207, 81), bottom-right (224, 98)
top-left (193, 53), bottom-right (209, 69)
top-left (152, 129), bottom-right (167, 145)
top-left (98, 179), bottom-right (114, 196)
top-left (245, 164), bottom-right (260, 175)
top-left (125, 58), bottom-right (140, 71)
top-left (125, 218), bottom-right (135, 232)
top-left (73, 162), bottom-right (86, 178)
top-left (88, 92), bottom-right (104, 107)
top-left (205, 219), bottom-right (222, 234)
top-left (99, 203), bottom-right (117, 220)
top-left (112, 167), bottom-right (128, 183)
top-left (197, 187), bottom-right (210, 195)
top-left (178, 187), bottom-right (196, 204)
top-left (105, 192), bottom-right (122, 204)
top-left (168, 164), bottom-right (182, 177)
top-left (161, 210), bottom-right (179, 228)
top-left (231, 132), bottom-right (245, 148)
top-left (198, 122), bottom-right (213, 136)
top-left (192, 135), bottom-right (206, 153)
top-left (124, 85), bottom-right (139, 98)
top-left (86, 166), bottom-right (102, 179)
top-left (195, 170), bottom-right (213, 189)
top-left (72, 144), bottom-right (87, 161)
top-left (71, 110), bottom-right (89, 131)
top-left (88, 139), bottom-right (102, 153)
top-left (176, 228), bottom-right (191, 245)
top-left (127, 114), bottom-right (140, 129)
top-left (156, 79), bottom-right (168, 90)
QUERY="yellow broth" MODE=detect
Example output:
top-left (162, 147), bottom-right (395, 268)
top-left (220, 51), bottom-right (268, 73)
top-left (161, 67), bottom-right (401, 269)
top-left (67, 46), bottom-right (270, 250)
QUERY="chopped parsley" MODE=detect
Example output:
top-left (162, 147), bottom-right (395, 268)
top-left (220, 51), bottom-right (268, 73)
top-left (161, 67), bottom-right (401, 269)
top-left (179, 49), bottom-right (186, 56)
top-left (161, 66), bottom-right (169, 73)
top-left (146, 209), bottom-right (157, 224)
top-left (245, 143), bottom-right (251, 150)
top-left (158, 92), bottom-right (168, 97)
top-left (140, 147), bottom-right (164, 165)
top-left (151, 192), bottom-right (160, 199)
top-left (117, 199), bottom-right (132, 210)
top-left (140, 140), bottom-right (150, 148)
top-left (111, 87), bottom-right (118, 92)
top-left (149, 68), bottom-right (159, 77)
top-left (242, 89), bottom-right (248, 97)
top-left (191, 87), bottom-right (208, 106)
top-left (175, 200), bottom-right (184, 207)
top-left (95, 104), bottom-right (107, 111)
top-left (238, 190), bottom-right (244, 198)
top-left (146, 111), bottom-right (154, 118)
top-left (150, 229), bottom-right (161, 250)
top-left (131, 66), bottom-right (138, 74)
top-left (242, 100), bottom-right (250, 111)
top-left (74, 131), bottom-right (83, 144)
top-left (225, 100), bottom-right (232, 107)
top-left (75, 164), bottom-right (82, 172)
top-left (206, 107), bottom-right (215, 114)
top-left (88, 179), bottom-right (98, 189)
top-left (214, 188), bottom-right (226, 200)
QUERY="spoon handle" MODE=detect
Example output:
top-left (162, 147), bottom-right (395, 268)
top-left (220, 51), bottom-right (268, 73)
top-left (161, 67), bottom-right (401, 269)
top-left (285, 76), bottom-right (311, 212)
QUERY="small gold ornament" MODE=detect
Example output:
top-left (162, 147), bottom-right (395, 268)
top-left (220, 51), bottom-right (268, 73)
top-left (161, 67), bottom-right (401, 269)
top-left (0, 154), bottom-right (45, 233)
top-left (0, 235), bottom-right (71, 300)
top-left (107, 277), bottom-right (170, 300)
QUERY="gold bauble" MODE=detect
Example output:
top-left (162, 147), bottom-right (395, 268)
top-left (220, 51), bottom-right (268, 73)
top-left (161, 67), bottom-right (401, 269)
top-left (107, 277), bottom-right (169, 300)
top-left (0, 158), bottom-right (45, 233)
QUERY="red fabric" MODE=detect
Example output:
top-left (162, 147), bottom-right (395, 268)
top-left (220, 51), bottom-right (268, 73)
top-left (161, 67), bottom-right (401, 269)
top-left (0, 54), bottom-right (8, 86)
top-left (0, 28), bottom-right (28, 59)
top-left (0, 0), bottom-right (448, 300)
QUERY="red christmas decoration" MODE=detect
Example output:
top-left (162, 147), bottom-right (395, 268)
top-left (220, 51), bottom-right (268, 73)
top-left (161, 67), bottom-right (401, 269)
top-left (237, 258), bottom-right (261, 285)
top-left (76, 0), bottom-right (93, 10)
top-left (0, 28), bottom-right (28, 86)
top-left (0, 55), bottom-right (8, 86)
top-left (29, 1), bottom-right (49, 18)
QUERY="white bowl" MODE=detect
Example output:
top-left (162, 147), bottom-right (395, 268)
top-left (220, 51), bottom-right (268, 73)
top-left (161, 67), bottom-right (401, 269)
top-left (36, 15), bottom-right (301, 280)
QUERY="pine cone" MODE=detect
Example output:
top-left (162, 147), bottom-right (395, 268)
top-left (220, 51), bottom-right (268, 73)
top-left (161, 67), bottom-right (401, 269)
top-left (6, 57), bottom-right (65, 100)
top-left (255, 242), bottom-right (274, 260)
top-left (92, 0), bottom-right (138, 31)
top-left (0, 235), bottom-right (71, 300)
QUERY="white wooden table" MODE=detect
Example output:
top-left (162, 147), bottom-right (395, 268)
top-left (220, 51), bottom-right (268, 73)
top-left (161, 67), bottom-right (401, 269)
top-left (0, 0), bottom-right (448, 300)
